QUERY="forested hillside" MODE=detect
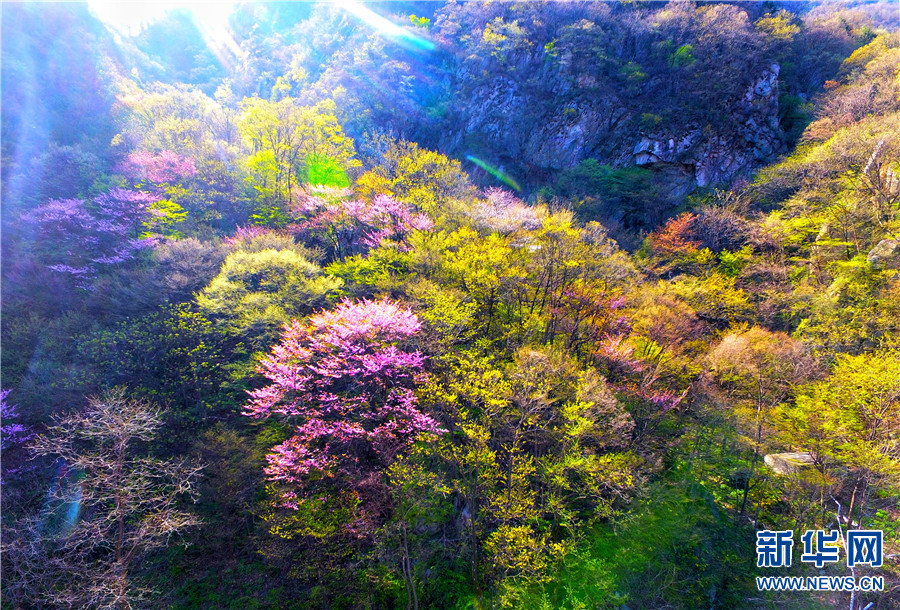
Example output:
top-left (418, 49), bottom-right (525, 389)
top-left (1, 2), bottom-right (898, 608)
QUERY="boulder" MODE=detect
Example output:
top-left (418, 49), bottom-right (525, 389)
top-left (764, 452), bottom-right (815, 475)
top-left (867, 239), bottom-right (900, 270)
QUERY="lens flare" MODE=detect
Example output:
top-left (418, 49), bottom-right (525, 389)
top-left (466, 155), bottom-right (522, 192)
top-left (88, 1), bottom-right (233, 35)
top-left (330, 0), bottom-right (435, 52)
top-left (39, 460), bottom-right (84, 539)
top-left (88, 1), bottom-right (243, 69)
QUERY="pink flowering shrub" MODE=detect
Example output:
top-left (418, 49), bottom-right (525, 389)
top-left (298, 194), bottom-right (433, 260)
top-left (223, 225), bottom-right (277, 247)
top-left (1, 389), bottom-right (31, 451)
top-left (118, 150), bottom-right (197, 185)
top-left (1, 389), bottom-right (33, 483)
top-left (25, 189), bottom-right (159, 285)
top-left (245, 299), bottom-right (444, 511)
top-left (468, 187), bottom-right (544, 234)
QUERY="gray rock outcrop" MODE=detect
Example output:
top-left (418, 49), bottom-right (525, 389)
top-left (632, 64), bottom-right (784, 187)
top-left (764, 452), bottom-right (815, 475)
top-left (867, 239), bottom-right (900, 270)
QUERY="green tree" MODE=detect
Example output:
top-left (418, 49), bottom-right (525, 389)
top-left (239, 98), bottom-right (359, 223)
top-left (196, 247), bottom-right (342, 349)
top-left (74, 305), bottom-right (233, 421)
top-left (776, 350), bottom-right (900, 530)
top-left (707, 327), bottom-right (817, 518)
top-left (381, 450), bottom-right (450, 610)
top-left (356, 137), bottom-right (476, 219)
top-left (441, 226), bottom-right (525, 337)
top-left (423, 348), bottom-right (641, 602)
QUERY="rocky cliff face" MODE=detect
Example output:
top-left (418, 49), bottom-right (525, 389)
top-left (632, 64), bottom-right (784, 187)
top-left (444, 75), bottom-right (632, 180)
top-left (440, 60), bottom-right (786, 191)
top-left (428, 2), bottom-right (791, 194)
top-left (301, 2), bottom-right (807, 201)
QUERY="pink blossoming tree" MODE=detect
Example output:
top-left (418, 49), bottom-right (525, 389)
top-left (117, 150), bottom-right (198, 185)
top-left (25, 189), bottom-right (160, 285)
top-left (117, 151), bottom-right (196, 237)
top-left (245, 298), bottom-right (444, 518)
top-left (298, 193), bottom-right (433, 261)
top-left (1, 389), bottom-right (32, 484)
top-left (468, 187), bottom-right (544, 234)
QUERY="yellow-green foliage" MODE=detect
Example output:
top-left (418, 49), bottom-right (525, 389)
top-left (670, 273), bottom-right (753, 328)
top-left (144, 198), bottom-right (188, 238)
top-left (408, 279), bottom-right (478, 348)
top-left (793, 266), bottom-right (900, 355)
top-left (775, 349), bottom-right (900, 526)
top-left (838, 32), bottom-right (900, 80)
top-left (743, 35), bottom-right (900, 361)
top-left (196, 248), bottom-right (341, 343)
top-left (754, 10), bottom-right (800, 42)
top-left (325, 244), bottom-right (413, 296)
top-left (354, 139), bottom-right (475, 219)
top-left (239, 97), bottom-right (359, 210)
top-left (441, 226), bottom-right (525, 331)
